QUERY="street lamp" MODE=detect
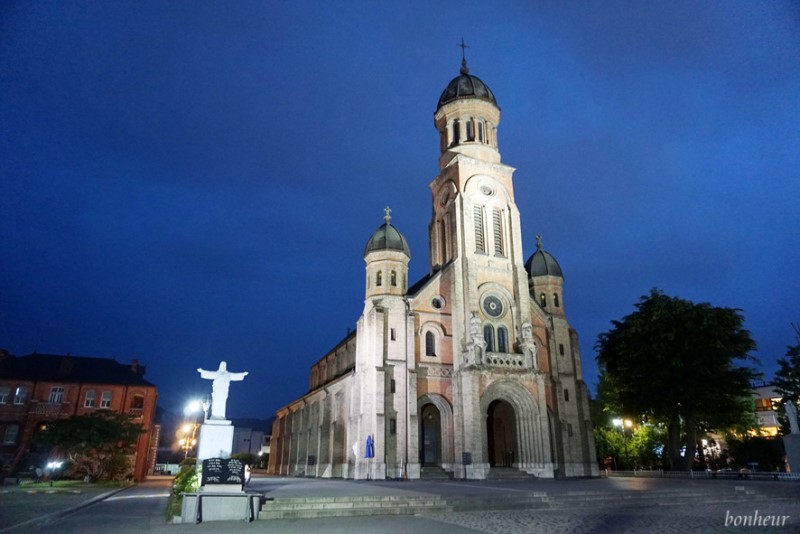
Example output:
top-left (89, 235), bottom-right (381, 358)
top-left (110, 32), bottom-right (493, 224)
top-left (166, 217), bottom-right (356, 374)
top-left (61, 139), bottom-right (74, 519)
top-left (613, 418), bottom-right (634, 469)
top-left (178, 423), bottom-right (198, 459)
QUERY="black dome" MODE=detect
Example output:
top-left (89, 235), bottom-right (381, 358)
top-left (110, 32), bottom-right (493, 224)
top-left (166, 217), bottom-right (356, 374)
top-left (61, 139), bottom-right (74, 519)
top-left (364, 222), bottom-right (410, 258)
top-left (525, 238), bottom-right (563, 279)
top-left (436, 60), bottom-right (497, 111)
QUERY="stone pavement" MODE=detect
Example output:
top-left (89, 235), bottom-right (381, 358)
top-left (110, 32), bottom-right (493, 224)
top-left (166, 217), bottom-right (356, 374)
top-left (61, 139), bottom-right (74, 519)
top-left (3, 474), bottom-right (800, 533)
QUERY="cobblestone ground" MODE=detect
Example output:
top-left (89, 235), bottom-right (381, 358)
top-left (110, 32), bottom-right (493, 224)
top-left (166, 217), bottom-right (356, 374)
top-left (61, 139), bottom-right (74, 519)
top-left (422, 499), bottom-right (800, 533)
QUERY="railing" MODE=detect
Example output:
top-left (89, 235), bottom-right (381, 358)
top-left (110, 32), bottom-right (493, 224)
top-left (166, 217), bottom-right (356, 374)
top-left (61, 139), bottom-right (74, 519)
top-left (128, 408), bottom-right (144, 418)
top-left (484, 352), bottom-right (525, 368)
top-left (603, 469), bottom-right (800, 482)
top-left (29, 401), bottom-right (65, 415)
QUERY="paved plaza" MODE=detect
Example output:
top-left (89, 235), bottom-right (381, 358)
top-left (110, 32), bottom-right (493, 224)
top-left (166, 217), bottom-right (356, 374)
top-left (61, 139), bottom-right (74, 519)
top-left (2, 474), bottom-right (799, 533)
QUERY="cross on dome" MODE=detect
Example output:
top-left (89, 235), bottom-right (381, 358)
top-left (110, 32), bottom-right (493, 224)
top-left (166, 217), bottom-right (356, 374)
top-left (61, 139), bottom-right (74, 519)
top-left (384, 206), bottom-right (392, 224)
top-left (458, 37), bottom-right (470, 74)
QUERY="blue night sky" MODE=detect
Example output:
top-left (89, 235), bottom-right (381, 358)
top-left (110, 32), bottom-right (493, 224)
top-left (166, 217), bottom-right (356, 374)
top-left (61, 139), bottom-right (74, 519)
top-left (2, 2), bottom-right (798, 420)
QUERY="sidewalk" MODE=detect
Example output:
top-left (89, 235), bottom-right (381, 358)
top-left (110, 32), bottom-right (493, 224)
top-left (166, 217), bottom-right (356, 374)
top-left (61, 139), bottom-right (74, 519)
top-left (0, 482), bottom-right (127, 533)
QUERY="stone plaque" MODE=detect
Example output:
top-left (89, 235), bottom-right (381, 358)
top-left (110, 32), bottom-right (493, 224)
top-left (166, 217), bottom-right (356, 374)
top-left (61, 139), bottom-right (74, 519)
top-left (201, 457), bottom-right (245, 486)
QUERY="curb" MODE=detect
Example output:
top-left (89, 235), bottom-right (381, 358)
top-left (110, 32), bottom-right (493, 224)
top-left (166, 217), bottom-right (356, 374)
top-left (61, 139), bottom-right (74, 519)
top-left (0, 485), bottom-right (131, 533)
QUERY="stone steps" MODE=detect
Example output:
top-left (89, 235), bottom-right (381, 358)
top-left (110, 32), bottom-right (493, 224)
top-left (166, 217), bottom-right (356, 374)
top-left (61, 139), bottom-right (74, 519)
top-left (258, 486), bottom-right (788, 520)
top-left (259, 495), bottom-right (450, 519)
top-left (486, 467), bottom-right (538, 481)
top-left (420, 467), bottom-right (453, 480)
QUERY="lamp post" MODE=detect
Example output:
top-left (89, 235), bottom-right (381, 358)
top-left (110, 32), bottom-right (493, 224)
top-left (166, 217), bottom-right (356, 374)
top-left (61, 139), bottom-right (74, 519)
top-left (180, 400), bottom-right (204, 460)
top-left (613, 418), bottom-right (634, 469)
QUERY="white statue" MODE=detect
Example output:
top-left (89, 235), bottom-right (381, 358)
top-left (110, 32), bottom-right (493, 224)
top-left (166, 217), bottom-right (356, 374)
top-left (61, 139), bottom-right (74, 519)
top-left (197, 361), bottom-right (248, 420)
top-left (787, 401), bottom-right (799, 435)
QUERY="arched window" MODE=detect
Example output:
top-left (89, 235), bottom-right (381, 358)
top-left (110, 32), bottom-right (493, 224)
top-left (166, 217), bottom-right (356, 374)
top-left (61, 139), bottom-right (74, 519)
top-left (553, 293), bottom-right (560, 307)
top-left (452, 120), bottom-right (460, 145)
top-left (478, 121), bottom-right (484, 143)
top-left (130, 395), bottom-right (144, 410)
top-left (391, 271), bottom-right (397, 287)
top-left (84, 390), bottom-right (96, 408)
top-left (474, 205), bottom-right (485, 253)
top-left (13, 386), bottom-right (27, 405)
top-left (539, 292), bottom-right (547, 308)
top-left (497, 326), bottom-right (508, 353)
top-left (3, 424), bottom-right (19, 444)
top-left (100, 391), bottom-right (112, 409)
top-left (425, 331), bottom-right (436, 357)
top-left (483, 325), bottom-right (495, 352)
top-left (466, 120), bottom-right (474, 141)
top-left (376, 271), bottom-right (382, 286)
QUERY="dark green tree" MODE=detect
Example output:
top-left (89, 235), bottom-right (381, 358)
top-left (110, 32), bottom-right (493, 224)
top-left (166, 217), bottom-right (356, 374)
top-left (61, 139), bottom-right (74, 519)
top-left (34, 411), bottom-right (143, 481)
top-left (596, 289), bottom-right (760, 470)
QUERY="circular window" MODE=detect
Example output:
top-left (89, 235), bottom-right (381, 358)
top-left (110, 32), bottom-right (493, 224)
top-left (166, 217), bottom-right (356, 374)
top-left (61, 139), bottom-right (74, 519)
top-left (481, 294), bottom-right (505, 318)
top-left (479, 184), bottom-right (494, 196)
top-left (431, 297), bottom-right (445, 310)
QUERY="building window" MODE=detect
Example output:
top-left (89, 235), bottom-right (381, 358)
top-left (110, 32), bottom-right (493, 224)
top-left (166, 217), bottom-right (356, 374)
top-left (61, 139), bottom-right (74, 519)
top-left (564, 389), bottom-right (570, 402)
top-left (376, 271), bottom-right (382, 286)
top-left (390, 379), bottom-right (396, 394)
top-left (559, 344), bottom-right (565, 356)
top-left (425, 331), bottom-right (436, 356)
top-left (478, 121), bottom-right (484, 143)
top-left (539, 293), bottom-right (546, 308)
top-left (130, 395), bottom-right (144, 410)
top-left (3, 424), bottom-right (19, 445)
top-left (492, 209), bottom-right (504, 256)
top-left (389, 418), bottom-right (397, 435)
top-left (553, 293), bottom-right (560, 307)
top-left (452, 119), bottom-right (460, 145)
top-left (391, 271), bottom-right (397, 287)
top-left (474, 205), bottom-right (485, 253)
top-left (390, 328), bottom-right (396, 341)
top-left (497, 326), bottom-right (508, 353)
top-left (466, 120), bottom-right (474, 141)
top-left (48, 387), bottom-right (65, 404)
top-left (84, 390), bottom-right (96, 408)
top-left (483, 325), bottom-right (495, 352)
top-left (0, 387), bottom-right (8, 404)
top-left (100, 391), bottom-right (112, 409)
top-left (13, 387), bottom-right (27, 405)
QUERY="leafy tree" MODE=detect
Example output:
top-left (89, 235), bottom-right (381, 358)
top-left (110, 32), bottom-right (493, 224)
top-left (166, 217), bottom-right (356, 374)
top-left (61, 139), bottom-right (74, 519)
top-left (34, 411), bottom-right (143, 481)
top-left (596, 289), bottom-right (760, 470)
top-left (773, 324), bottom-right (800, 432)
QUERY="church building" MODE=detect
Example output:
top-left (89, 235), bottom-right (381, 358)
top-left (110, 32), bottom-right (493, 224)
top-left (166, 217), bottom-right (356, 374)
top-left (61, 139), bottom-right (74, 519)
top-left (268, 57), bottom-right (598, 480)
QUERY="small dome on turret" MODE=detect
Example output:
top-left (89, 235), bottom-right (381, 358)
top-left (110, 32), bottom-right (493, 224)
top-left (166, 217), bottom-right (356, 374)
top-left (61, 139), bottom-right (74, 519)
top-left (364, 208), bottom-right (410, 258)
top-left (525, 236), bottom-right (563, 279)
top-left (436, 58), bottom-right (497, 111)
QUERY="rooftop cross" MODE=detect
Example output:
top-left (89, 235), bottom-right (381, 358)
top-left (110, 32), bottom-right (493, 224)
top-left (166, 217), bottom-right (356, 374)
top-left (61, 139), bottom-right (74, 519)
top-left (384, 206), bottom-right (392, 224)
top-left (536, 234), bottom-right (543, 249)
top-left (458, 37), bottom-right (470, 74)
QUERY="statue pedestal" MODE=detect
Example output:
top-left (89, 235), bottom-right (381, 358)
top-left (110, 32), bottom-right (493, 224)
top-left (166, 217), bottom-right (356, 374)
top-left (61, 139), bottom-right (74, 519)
top-left (784, 434), bottom-right (800, 473)
top-left (197, 419), bottom-right (234, 461)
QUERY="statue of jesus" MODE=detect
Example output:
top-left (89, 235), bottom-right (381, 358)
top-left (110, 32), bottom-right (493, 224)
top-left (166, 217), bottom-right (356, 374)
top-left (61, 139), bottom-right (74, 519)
top-left (197, 361), bottom-right (248, 420)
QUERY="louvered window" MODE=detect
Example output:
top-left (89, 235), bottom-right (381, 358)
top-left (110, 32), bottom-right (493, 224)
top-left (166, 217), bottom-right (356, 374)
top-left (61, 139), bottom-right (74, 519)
top-left (474, 206), bottom-right (485, 253)
top-left (492, 208), bottom-right (504, 256)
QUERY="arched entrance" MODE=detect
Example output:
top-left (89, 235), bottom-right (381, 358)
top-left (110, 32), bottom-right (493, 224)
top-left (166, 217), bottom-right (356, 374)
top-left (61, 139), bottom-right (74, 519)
top-left (419, 403), bottom-right (441, 466)
top-left (487, 399), bottom-right (517, 467)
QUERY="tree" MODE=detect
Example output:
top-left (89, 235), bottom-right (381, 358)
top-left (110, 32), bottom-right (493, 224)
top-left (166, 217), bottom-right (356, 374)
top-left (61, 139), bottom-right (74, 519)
top-left (773, 324), bottom-right (800, 432)
top-left (34, 411), bottom-right (143, 481)
top-left (596, 289), bottom-right (760, 470)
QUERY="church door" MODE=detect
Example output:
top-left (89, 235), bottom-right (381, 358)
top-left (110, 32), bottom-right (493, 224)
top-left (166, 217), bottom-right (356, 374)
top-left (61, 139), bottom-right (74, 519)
top-left (420, 403), bottom-right (441, 466)
top-left (487, 400), bottom-right (517, 467)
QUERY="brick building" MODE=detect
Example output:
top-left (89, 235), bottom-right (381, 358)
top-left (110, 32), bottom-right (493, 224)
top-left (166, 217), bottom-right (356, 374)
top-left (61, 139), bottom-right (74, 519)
top-left (0, 351), bottom-right (158, 481)
top-left (268, 58), bottom-right (597, 480)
